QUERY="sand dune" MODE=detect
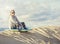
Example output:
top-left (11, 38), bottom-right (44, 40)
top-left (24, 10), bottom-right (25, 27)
top-left (0, 26), bottom-right (60, 44)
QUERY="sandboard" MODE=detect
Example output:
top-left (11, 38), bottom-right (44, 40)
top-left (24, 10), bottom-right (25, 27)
top-left (12, 28), bottom-right (32, 32)
top-left (21, 29), bottom-right (31, 31)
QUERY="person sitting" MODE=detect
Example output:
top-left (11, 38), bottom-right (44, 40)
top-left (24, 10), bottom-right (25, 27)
top-left (9, 10), bottom-right (27, 31)
top-left (9, 10), bottom-right (22, 30)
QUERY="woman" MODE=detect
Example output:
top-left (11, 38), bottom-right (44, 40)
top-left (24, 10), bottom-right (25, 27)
top-left (9, 10), bottom-right (22, 30)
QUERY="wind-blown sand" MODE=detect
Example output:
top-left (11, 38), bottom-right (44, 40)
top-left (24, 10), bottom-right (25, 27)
top-left (0, 26), bottom-right (60, 44)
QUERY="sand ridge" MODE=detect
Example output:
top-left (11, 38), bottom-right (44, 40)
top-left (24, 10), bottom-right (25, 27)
top-left (0, 26), bottom-right (60, 44)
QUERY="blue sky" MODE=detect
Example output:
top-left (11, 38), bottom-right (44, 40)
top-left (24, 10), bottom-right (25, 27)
top-left (0, 0), bottom-right (60, 28)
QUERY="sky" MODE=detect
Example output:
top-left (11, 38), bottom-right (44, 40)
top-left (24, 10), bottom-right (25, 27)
top-left (0, 0), bottom-right (60, 28)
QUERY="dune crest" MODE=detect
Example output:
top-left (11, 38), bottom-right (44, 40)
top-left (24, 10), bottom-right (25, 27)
top-left (0, 26), bottom-right (60, 44)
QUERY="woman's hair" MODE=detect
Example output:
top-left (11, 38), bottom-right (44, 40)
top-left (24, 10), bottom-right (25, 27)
top-left (10, 10), bottom-right (15, 15)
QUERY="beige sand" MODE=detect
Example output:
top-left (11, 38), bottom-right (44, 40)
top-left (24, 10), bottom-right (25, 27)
top-left (0, 26), bottom-right (60, 44)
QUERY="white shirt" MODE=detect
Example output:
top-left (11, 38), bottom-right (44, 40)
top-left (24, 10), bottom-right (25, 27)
top-left (9, 15), bottom-right (19, 29)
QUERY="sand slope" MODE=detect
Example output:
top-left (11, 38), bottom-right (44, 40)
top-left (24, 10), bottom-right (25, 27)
top-left (0, 26), bottom-right (60, 44)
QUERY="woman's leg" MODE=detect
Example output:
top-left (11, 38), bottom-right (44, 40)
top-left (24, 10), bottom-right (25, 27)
top-left (15, 23), bottom-right (22, 31)
top-left (21, 22), bottom-right (27, 29)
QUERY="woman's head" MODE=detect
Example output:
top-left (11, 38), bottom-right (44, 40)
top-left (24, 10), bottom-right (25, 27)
top-left (10, 10), bottom-right (15, 16)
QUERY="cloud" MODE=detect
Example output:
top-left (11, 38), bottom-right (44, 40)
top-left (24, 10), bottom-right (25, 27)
top-left (0, 0), bottom-right (60, 28)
